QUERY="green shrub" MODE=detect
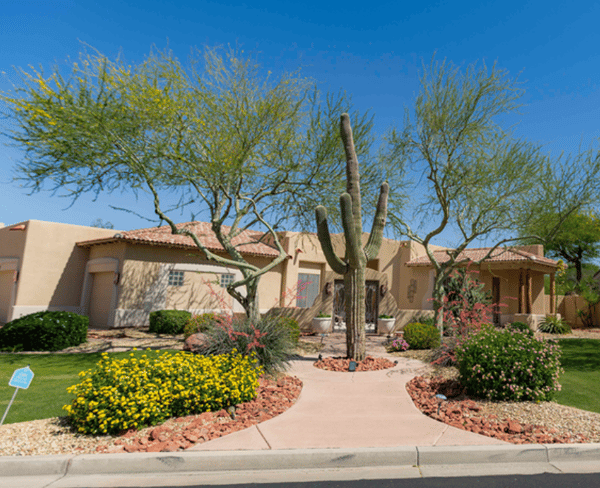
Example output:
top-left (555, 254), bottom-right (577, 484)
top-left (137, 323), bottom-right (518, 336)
top-left (402, 322), bottom-right (441, 350)
top-left (275, 316), bottom-right (300, 345)
top-left (413, 314), bottom-right (436, 328)
top-left (455, 324), bottom-right (563, 401)
top-left (192, 316), bottom-right (297, 376)
top-left (538, 315), bottom-right (571, 335)
top-left (506, 321), bottom-right (534, 336)
top-left (148, 310), bottom-right (191, 335)
top-left (64, 350), bottom-right (262, 435)
top-left (0, 311), bottom-right (88, 352)
top-left (183, 313), bottom-right (220, 339)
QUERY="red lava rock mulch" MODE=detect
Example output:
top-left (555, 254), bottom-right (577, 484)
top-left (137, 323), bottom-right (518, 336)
top-left (406, 375), bottom-right (589, 445)
top-left (95, 375), bottom-right (303, 454)
top-left (314, 356), bottom-right (396, 372)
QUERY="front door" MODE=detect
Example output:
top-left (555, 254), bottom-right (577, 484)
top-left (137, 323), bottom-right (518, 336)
top-left (332, 279), bottom-right (379, 333)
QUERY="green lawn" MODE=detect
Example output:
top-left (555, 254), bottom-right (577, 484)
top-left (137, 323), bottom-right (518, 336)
top-left (0, 350), bottom-right (179, 425)
top-left (554, 339), bottom-right (600, 414)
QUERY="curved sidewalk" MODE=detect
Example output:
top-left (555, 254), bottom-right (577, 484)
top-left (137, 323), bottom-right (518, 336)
top-left (189, 353), bottom-right (508, 451)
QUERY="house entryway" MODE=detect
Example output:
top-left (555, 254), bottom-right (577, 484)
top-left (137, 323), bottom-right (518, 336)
top-left (332, 279), bottom-right (379, 333)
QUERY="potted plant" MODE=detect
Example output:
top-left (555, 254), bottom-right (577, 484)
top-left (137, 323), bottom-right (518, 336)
top-left (311, 311), bottom-right (332, 334)
top-left (377, 314), bottom-right (396, 335)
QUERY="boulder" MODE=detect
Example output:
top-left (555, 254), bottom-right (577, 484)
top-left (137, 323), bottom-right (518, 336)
top-left (183, 333), bottom-right (210, 353)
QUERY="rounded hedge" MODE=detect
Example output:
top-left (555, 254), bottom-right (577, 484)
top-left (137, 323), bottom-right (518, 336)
top-left (0, 311), bottom-right (88, 352)
top-left (455, 325), bottom-right (563, 402)
top-left (149, 310), bottom-right (191, 335)
top-left (402, 322), bottom-right (441, 350)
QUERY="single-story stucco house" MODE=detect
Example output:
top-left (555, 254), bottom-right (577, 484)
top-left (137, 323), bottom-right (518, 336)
top-left (0, 219), bottom-right (560, 331)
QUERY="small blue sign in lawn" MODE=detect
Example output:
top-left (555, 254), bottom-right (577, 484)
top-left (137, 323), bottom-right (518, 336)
top-left (1, 365), bottom-right (35, 426)
top-left (9, 366), bottom-right (35, 390)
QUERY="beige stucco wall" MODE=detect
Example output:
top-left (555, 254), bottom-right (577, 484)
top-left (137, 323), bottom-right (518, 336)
top-left (1, 220), bottom-right (117, 322)
top-left (94, 243), bottom-right (286, 326)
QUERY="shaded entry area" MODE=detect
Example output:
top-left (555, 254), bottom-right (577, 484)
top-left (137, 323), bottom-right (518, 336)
top-left (332, 280), bottom-right (379, 333)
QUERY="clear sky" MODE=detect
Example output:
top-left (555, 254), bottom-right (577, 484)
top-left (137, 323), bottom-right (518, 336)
top-left (1, 0), bottom-right (600, 247)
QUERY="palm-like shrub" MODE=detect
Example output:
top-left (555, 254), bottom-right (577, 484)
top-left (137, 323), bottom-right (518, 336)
top-left (190, 316), bottom-right (297, 376)
top-left (538, 315), bottom-right (571, 335)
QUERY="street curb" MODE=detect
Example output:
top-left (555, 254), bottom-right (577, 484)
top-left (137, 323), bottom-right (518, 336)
top-left (2, 444), bottom-right (600, 477)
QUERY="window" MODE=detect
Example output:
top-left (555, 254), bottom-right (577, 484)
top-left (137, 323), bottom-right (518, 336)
top-left (297, 273), bottom-right (320, 308)
top-left (168, 270), bottom-right (185, 286)
top-left (220, 273), bottom-right (235, 288)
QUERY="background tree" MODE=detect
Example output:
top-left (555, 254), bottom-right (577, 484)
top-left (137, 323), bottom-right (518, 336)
top-left (1, 46), bottom-right (393, 323)
top-left (521, 209), bottom-right (600, 284)
top-left (90, 218), bottom-right (114, 229)
top-left (385, 58), bottom-right (600, 335)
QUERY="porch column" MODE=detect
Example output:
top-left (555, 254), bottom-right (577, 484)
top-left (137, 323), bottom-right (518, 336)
top-left (525, 269), bottom-right (532, 314)
top-left (549, 272), bottom-right (556, 314)
top-left (518, 270), bottom-right (524, 314)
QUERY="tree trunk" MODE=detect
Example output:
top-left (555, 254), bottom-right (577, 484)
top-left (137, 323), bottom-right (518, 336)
top-left (345, 265), bottom-right (366, 361)
top-left (244, 281), bottom-right (261, 325)
top-left (432, 273), bottom-right (446, 339)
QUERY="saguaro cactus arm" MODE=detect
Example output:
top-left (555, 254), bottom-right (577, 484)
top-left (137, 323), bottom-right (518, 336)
top-left (316, 205), bottom-right (348, 275)
top-left (364, 182), bottom-right (390, 261)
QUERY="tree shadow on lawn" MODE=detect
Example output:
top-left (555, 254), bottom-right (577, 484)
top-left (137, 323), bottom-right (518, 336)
top-left (558, 339), bottom-right (600, 372)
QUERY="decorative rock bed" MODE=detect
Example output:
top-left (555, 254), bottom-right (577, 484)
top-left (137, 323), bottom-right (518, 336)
top-left (314, 356), bottom-right (396, 372)
top-left (406, 375), bottom-right (590, 444)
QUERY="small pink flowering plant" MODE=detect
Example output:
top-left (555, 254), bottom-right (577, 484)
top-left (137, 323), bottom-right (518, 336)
top-left (389, 336), bottom-right (409, 352)
top-left (455, 324), bottom-right (563, 402)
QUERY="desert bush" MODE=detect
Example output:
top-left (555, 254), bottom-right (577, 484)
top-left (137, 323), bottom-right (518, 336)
top-left (455, 324), bottom-right (563, 401)
top-left (64, 350), bottom-right (262, 435)
top-left (441, 266), bottom-right (493, 337)
top-left (274, 316), bottom-right (300, 345)
top-left (148, 310), bottom-right (191, 335)
top-left (183, 313), bottom-right (220, 338)
top-left (0, 311), bottom-right (88, 352)
top-left (190, 315), bottom-right (297, 376)
top-left (402, 322), bottom-right (441, 350)
top-left (538, 315), bottom-right (571, 335)
top-left (505, 321), bottom-right (534, 336)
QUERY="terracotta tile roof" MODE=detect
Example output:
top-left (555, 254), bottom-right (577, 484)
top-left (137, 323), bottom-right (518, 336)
top-left (77, 221), bottom-right (281, 257)
top-left (406, 247), bottom-right (558, 268)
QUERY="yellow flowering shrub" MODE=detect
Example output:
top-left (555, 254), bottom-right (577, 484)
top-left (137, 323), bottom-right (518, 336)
top-left (63, 349), bottom-right (262, 435)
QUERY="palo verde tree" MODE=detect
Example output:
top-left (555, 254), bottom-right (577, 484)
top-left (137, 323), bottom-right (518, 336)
top-left (315, 114), bottom-right (389, 361)
top-left (0, 46), bottom-right (386, 324)
top-left (386, 57), bottom-right (600, 335)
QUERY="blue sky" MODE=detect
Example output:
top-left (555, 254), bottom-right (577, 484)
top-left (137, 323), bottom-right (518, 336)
top-left (1, 0), bottom-right (600, 247)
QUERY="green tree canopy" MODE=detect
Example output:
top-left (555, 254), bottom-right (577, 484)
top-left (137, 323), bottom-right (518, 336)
top-left (1, 46), bottom-right (397, 322)
top-left (523, 210), bottom-right (600, 283)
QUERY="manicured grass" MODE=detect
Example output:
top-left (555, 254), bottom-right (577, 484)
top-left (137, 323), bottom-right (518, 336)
top-left (554, 339), bottom-right (600, 414)
top-left (0, 350), bottom-right (179, 425)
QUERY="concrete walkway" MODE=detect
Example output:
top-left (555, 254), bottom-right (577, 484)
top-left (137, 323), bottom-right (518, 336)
top-left (189, 354), bottom-right (507, 451)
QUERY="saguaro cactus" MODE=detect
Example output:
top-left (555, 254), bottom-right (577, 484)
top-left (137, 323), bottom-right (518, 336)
top-left (315, 113), bottom-right (389, 361)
